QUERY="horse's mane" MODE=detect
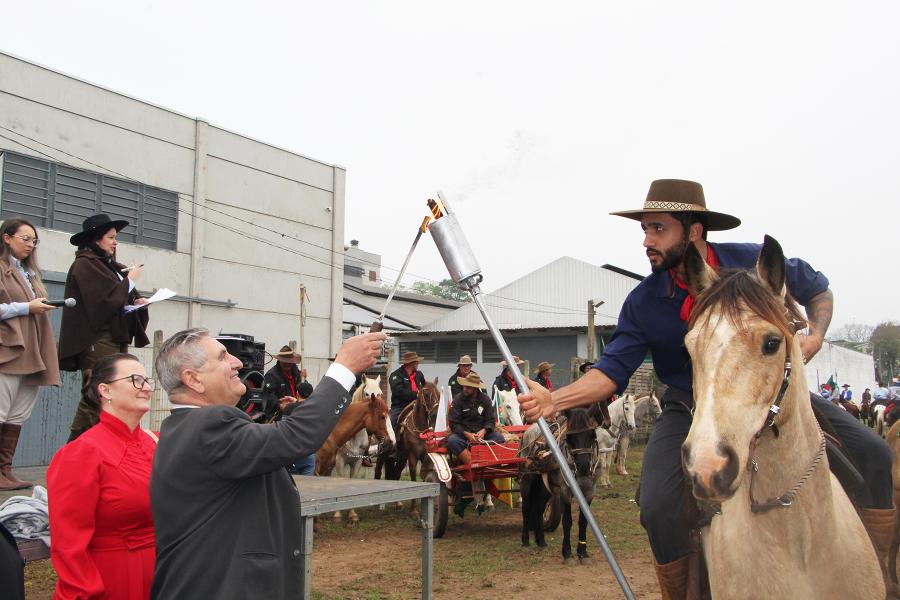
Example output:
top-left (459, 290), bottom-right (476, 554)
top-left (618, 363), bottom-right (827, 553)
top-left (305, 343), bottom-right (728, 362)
top-left (688, 268), bottom-right (806, 340)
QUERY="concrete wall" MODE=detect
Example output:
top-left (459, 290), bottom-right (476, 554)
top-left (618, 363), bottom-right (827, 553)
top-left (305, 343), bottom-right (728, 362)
top-left (806, 341), bottom-right (877, 402)
top-left (1, 53), bottom-right (346, 464)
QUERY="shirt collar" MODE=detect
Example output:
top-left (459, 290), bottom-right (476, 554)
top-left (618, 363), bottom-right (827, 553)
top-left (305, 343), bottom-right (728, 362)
top-left (99, 410), bottom-right (143, 440)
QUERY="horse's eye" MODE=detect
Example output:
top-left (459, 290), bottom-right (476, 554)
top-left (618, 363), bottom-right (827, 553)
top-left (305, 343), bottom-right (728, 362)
top-left (762, 336), bottom-right (782, 356)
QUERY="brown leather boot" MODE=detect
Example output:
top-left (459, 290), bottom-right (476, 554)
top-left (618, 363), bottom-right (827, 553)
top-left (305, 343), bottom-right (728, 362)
top-left (860, 507), bottom-right (900, 600)
top-left (0, 423), bottom-right (31, 490)
top-left (655, 555), bottom-right (690, 600)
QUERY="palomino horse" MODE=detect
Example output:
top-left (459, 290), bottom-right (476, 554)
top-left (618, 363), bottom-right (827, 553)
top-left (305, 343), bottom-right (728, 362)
top-left (613, 392), bottom-right (661, 476)
top-left (888, 419), bottom-right (900, 586)
top-left (387, 379), bottom-right (441, 518)
top-left (594, 395), bottom-right (636, 487)
top-left (316, 390), bottom-right (394, 523)
top-left (875, 405), bottom-right (888, 437)
top-left (681, 236), bottom-right (883, 599)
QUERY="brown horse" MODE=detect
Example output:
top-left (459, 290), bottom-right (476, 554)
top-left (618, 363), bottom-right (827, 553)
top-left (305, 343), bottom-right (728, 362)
top-left (681, 236), bottom-right (883, 599)
top-left (840, 398), bottom-right (861, 419)
top-left (316, 394), bottom-right (393, 522)
top-left (385, 379), bottom-right (441, 518)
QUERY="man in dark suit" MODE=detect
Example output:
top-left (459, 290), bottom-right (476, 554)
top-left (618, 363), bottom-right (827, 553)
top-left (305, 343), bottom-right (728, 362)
top-left (149, 327), bottom-right (384, 600)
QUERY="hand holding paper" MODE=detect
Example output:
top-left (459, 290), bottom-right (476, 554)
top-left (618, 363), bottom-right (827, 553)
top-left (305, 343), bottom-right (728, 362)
top-left (125, 288), bottom-right (177, 313)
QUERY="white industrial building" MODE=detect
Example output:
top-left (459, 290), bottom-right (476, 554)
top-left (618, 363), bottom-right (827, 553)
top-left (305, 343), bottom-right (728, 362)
top-left (395, 256), bottom-right (644, 389)
top-left (0, 51), bottom-right (347, 463)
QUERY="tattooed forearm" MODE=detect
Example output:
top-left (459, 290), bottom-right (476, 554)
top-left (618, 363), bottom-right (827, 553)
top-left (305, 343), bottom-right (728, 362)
top-left (804, 289), bottom-right (833, 340)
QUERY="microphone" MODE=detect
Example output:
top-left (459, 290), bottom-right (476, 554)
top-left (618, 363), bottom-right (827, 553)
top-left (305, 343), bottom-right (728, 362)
top-left (43, 298), bottom-right (76, 308)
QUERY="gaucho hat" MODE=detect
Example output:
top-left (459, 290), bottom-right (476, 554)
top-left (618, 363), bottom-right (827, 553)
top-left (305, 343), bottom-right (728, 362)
top-left (610, 179), bottom-right (741, 232)
top-left (274, 345), bottom-right (302, 364)
top-left (70, 213), bottom-right (130, 246)
top-left (458, 373), bottom-right (486, 389)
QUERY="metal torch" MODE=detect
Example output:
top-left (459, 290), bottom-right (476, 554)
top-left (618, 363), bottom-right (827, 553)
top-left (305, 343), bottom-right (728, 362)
top-left (426, 192), bottom-right (635, 600)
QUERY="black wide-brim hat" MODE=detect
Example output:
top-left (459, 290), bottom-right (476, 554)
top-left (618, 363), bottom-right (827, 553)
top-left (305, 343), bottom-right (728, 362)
top-left (70, 213), bottom-right (130, 246)
top-left (610, 179), bottom-right (741, 232)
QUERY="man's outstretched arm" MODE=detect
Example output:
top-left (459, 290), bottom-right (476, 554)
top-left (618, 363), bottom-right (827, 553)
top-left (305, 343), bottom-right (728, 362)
top-left (519, 368), bottom-right (617, 422)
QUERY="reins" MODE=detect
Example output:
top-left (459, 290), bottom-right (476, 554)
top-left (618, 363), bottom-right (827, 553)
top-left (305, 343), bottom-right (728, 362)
top-left (747, 346), bottom-right (827, 514)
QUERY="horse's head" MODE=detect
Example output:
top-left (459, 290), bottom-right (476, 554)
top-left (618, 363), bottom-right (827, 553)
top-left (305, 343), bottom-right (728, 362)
top-left (681, 236), bottom-right (806, 502)
top-left (563, 407), bottom-right (601, 485)
top-left (647, 392), bottom-right (662, 420)
top-left (352, 375), bottom-right (384, 404)
top-left (364, 395), bottom-right (395, 448)
top-left (497, 387), bottom-right (523, 426)
top-left (621, 394), bottom-right (636, 431)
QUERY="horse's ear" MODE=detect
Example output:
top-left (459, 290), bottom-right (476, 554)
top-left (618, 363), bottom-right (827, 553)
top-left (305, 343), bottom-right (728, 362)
top-left (375, 375), bottom-right (381, 386)
top-left (683, 243), bottom-right (716, 297)
top-left (756, 235), bottom-right (786, 298)
top-left (433, 376), bottom-right (439, 385)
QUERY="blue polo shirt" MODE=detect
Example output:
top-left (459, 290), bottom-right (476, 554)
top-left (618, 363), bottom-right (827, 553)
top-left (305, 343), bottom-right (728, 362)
top-left (594, 242), bottom-right (829, 395)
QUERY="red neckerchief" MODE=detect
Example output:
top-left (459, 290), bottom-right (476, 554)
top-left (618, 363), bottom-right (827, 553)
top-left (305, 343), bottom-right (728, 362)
top-left (505, 371), bottom-right (518, 391)
top-left (670, 244), bottom-right (719, 321)
top-left (405, 367), bottom-right (419, 393)
top-left (542, 375), bottom-right (554, 391)
top-left (280, 365), bottom-right (297, 398)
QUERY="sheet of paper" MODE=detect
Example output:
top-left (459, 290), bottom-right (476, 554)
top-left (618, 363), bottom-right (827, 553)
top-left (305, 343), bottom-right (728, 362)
top-left (124, 288), bottom-right (177, 313)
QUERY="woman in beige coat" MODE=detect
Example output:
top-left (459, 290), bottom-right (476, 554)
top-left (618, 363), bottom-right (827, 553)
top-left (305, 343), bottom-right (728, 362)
top-left (0, 218), bottom-right (61, 490)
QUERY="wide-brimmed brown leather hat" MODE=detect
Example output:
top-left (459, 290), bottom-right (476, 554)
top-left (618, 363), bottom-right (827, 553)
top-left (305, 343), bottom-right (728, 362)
top-left (458, 373), bottom-right (486, 389)
top-left (274, 345), bottom-right (302, 364)
top-left (70, 213), bottom-right (130, 246)
top-left (610, 179), bottom-right (740, 232)
top-left (401, 351), bottom-right (423, 365)
top-left (534, 361), bottom-right (554, 374)
top-left (457, 355), bottom-right (474, 366)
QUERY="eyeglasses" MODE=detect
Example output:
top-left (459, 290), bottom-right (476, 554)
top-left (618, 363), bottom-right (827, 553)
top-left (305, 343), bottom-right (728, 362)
top-left (106, 374), bottom-right (156, 391)
top-left (13, 235), bottom-right (39, 246)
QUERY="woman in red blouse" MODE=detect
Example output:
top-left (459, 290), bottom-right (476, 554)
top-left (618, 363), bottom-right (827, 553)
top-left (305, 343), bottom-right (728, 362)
top-left (47, 353), bottom-right (157, 599)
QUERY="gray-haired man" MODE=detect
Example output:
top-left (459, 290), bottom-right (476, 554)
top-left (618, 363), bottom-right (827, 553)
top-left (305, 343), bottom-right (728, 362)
top-left (149, 328), bottom-right (384, 600)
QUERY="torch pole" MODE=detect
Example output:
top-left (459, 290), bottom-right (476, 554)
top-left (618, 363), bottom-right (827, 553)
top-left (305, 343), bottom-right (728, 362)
top-left (468, 285), bottom-right (635, 600)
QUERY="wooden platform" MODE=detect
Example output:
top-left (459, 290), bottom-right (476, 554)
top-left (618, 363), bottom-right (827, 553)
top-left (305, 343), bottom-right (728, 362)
top-left (294, 476), bottom-right (439, 600)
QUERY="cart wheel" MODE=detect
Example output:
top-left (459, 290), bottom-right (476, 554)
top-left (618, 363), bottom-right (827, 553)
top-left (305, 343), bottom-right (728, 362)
top-left (425, 471), bottom-right (449, 538)
top-left (543, 489), bottom-right (561, 532)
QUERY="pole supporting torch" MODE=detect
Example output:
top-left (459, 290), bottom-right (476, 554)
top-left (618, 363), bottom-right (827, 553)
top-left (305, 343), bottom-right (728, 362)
top-left (425, 192), bottom-right (635, 600)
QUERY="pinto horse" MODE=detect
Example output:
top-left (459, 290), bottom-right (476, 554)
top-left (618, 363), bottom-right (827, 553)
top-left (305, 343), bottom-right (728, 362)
top-left (681, 236), bottom-right (883, 599)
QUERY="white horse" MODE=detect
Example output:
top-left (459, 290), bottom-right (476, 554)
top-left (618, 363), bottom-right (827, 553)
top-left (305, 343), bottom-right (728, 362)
top-left (496, 386), bottom-right (524, 426)
top-left (332, 376), bottom-right (394, 523)
top-left (875, 404), bottom-right (887, 437)
top-left (594, 395), bottom-right (636, 487)
top-left (613, 392), bottom-right (661, 475)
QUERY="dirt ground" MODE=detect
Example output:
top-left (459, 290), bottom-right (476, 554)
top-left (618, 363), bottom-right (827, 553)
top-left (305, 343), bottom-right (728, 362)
top-left (25, 447), bottom-right (658, 599)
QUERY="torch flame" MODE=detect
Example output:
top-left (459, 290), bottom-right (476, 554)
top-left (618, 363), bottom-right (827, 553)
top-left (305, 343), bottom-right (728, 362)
top-left (424, 196), bottom-right (448, 231)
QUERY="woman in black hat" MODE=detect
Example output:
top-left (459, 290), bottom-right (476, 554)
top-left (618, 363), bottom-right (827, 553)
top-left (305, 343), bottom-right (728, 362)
top-left (58, 214), bottom-right (150, 440)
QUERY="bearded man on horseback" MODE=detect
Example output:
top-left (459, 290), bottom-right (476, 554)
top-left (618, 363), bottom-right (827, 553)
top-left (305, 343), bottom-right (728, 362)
top-left (519, 179), bottom-right (894, 599)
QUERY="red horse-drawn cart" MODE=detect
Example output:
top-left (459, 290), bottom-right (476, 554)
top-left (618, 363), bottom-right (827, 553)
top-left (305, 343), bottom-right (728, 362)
top-left (422, 425), bottom-right (542, 537)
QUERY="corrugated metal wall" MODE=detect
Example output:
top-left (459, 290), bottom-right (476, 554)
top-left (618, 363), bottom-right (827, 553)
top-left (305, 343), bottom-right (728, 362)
top-left (13, 273), bottom-right (159, 467)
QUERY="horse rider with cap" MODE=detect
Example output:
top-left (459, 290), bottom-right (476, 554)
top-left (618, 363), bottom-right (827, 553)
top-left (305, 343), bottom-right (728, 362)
top-left (518, 179), bottom-right (895, 599)
top-left (389, 351), bottom-right (426, 430)
top-left (449, 355), bottom-right (477, 398)
top-left (493, 356), bottom-right (525, 393)
top-left (447, 373), bottom-right (505, 465)
top-left (533, 362), bottom-right (554, 390)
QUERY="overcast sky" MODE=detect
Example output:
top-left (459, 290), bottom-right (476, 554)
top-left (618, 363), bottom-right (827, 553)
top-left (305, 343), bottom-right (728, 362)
top-left (3, 1), bottom-right (898, 331)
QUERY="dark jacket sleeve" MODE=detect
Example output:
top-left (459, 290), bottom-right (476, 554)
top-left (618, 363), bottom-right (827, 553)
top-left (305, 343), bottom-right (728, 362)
top-left (481, 393), bottom-right (497, 432)
top-left (389, 370), bottom-right (416, 406)
top-left (449, 394), bottom-right (465, 436)
top-left (200, 376), bottom-right (351, 480)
